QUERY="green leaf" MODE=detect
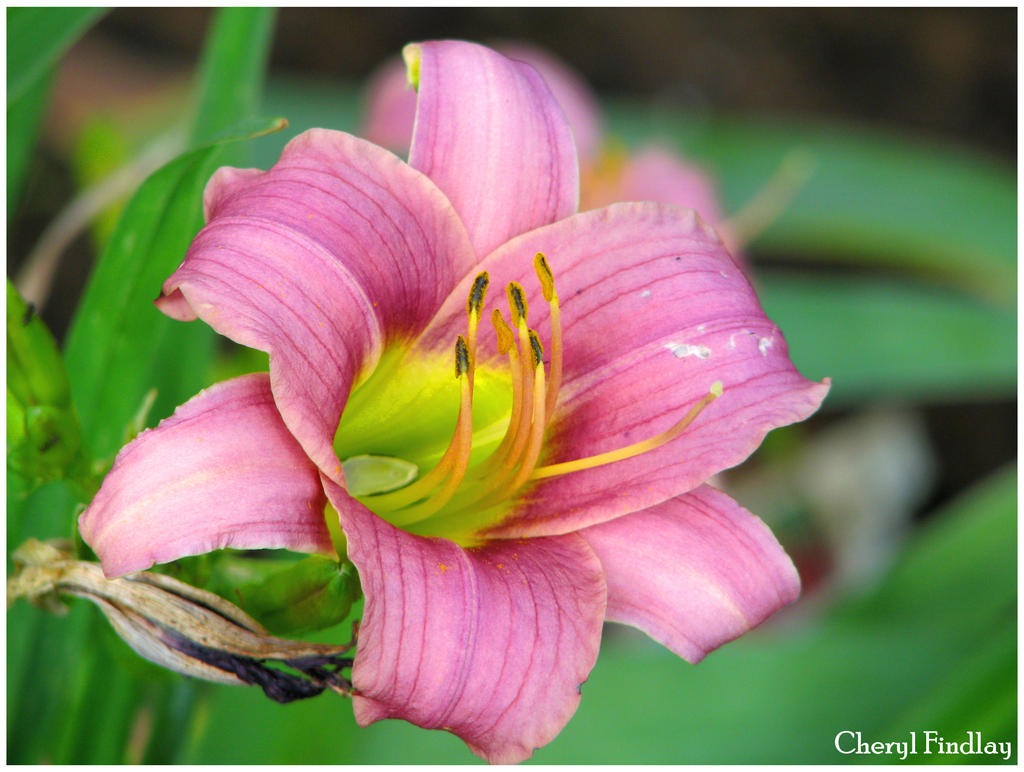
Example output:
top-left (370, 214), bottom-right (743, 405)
top-left (880, 624), bottom-right (1015, 763)
top-left (758, 272), bottom-right (1016, 404)
top-left (63, 117), bottom-right (286, 461)
top-left (6, 7), bottom-right (106, 104)
top-left (190, 7), bottom-right (277, 145)
top-left (7, 69), bottom-right (52, 221)
top-left (605, 107), bottom-right (1016, 307)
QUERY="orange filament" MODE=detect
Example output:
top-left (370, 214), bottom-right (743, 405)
top-left (491, 332), bottom-right (547, 499)
top-left (364, 336), bottom-right (474, 515)
top-left (387, 358), bottom-right (475, 525)
top-left (443, 327), bottom-right (547, 515)
top-left (470, 310), bottom-right (522, 477)
top-left (472, 284), bottom-right (535, 478)
top-left (355, 256), bottom-right (724, 531)
top-left (505, 316), bottom-right (537, 468)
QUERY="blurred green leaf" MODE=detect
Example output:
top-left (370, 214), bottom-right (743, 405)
top-left (606, 108), bottom-right (1015, 307)
top-left (6, 7), bottom-right (102, 218)
top-left (758, 272), bottom-right (1016, 404)
top-left (191, 7), bottom-right (277, 145)
top-left (251, 76), bottom-right (362, 168)
top-left (71, 118), bottom-right (134, 248)
top-left (6, 7), bottom-right (105, 104)
top-left (8, 69), bottom-right (52, 221)
top-left (7, 281), bottom-right (72, 413)
top-left (882, 624), bottom-right (1015, 764)
top-left (62, 116), bottom-right (286, 461)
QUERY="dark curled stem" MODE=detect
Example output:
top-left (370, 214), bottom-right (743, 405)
top-left (168, 633), bottom-right (354, 703)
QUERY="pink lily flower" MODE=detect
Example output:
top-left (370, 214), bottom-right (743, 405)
top-left (362, 42), bottom-right (728, 238)
top-left (80, 41), bottom-right (828, 763)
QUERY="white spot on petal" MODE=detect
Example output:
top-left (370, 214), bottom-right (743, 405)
top-left (665, 342), bottom-right (711, 359)
top-left (640, 289), bottom-right (651, 298)
top-left (758, 336), bottom-right (775, 356)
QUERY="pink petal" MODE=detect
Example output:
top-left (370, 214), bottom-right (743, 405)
top-left (497, 43), bottom-right (604, 163)
top-left (362, 44), bottom-right (603, 165)
top-left (409, 40), bottom-right (579, 257)
top-left (590, 145), bottom-right (727, 227)
top-left (325, 478), bottom-right (605, 763)
top-left (579, 486), bottom-right (800, 663)
top-left (416, 202), bottom-right (829, 538)
top-left (361, 57), bottom-right (418, 153)
top-left (157, 128), bottom-right (476, 484)
top-left (594, 147), bottom-right (751, 267)
top-left (78, 374), bottom-right (332, 578)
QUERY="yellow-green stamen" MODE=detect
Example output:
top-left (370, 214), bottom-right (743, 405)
top-left (348, 256), bottom-right (722, 539)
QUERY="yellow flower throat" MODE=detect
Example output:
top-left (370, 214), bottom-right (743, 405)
top-left (335, 253), bottom-right (721, 545)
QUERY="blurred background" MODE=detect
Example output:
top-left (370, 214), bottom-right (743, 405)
top-left (8, 7), bottom-right (1016, 764)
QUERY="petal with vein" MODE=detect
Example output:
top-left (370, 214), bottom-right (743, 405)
top-left (326, 478), bottom-right (605, 764)
top-left (157, 129), bottom-right (476, 484)
top-left (495, 43), bottom-right (604, 163)
top-left (363, 43), bottom-right (603, 163)
top-left (579, 486), bottom-right (800, 663)
top-left (79, 374), bottom-right (332, 577)
top-left (410, 40), bottom-right (579, 257)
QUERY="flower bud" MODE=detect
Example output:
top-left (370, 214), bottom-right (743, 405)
top-left (8, 539), bottom-right (356, 703)
top-left (6, 281), bottom-right (83, 485)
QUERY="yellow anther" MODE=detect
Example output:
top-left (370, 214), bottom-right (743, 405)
top-left (534, 253), bottom-right (563, 420)
top-left (464, 275), bottom-right (488, 389)
top-left (506, 282), bottom-right (528, 326)
top-left (467, 272), bottom-right (490, 317)
top-left (454, 336), bottom-right (470, 377)
top-left (533, 252), bottom-right (557, 303)
top-left (492, 309), bottom-right (515, 355)
top-left (527, 330), bottom-right (544, 368)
